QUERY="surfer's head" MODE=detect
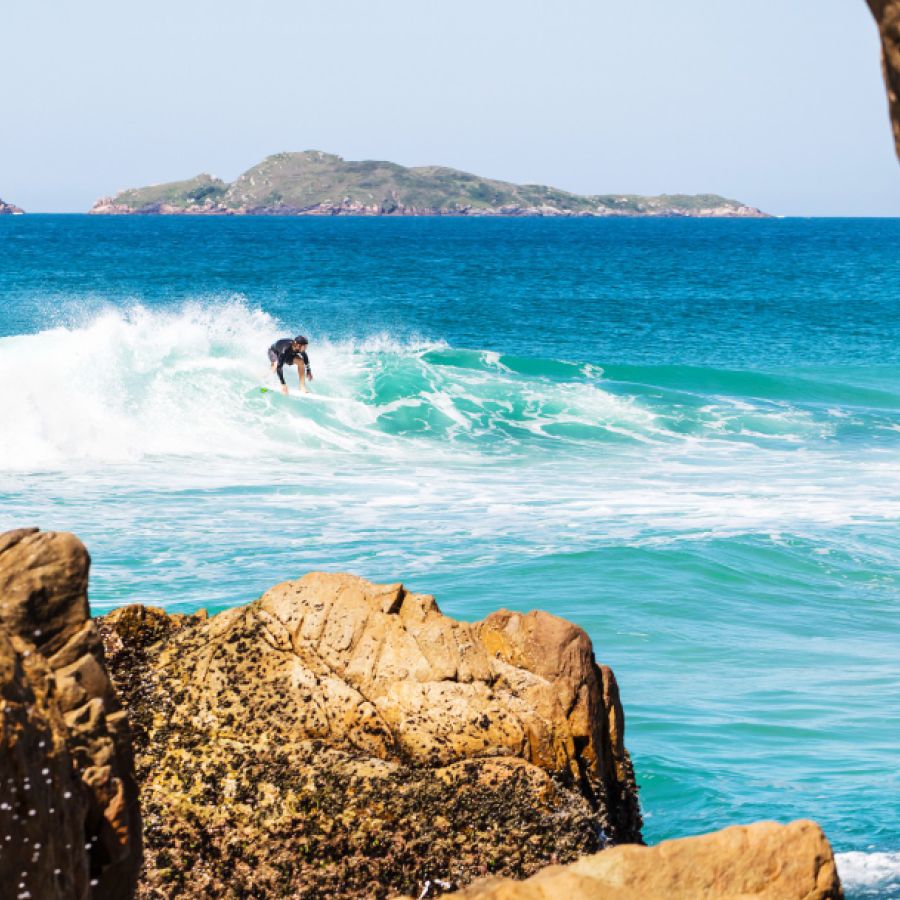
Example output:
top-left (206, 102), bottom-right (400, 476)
top-left (293, 335), bottom-right (309, 349)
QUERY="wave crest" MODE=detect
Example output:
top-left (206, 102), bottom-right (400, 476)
top-left (0, 300), bottom-right (656, 469)
top-left (2, 299), bottom-right (899, 472)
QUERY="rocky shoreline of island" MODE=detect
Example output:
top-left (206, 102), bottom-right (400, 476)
top-left (0, 528), bottom-right (841, 899)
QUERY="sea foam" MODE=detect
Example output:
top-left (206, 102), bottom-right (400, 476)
top-left (836, 851), bottom-right (900, 899)
top-left (0, 300), bottom-right (659, 469)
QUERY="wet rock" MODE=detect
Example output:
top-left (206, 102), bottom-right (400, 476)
top-left (99, 572), bottom-right (642, 898)
top-left (0, 528), bottom-right (141, 899)
top-left (413, 819), bottom-right (842, 900)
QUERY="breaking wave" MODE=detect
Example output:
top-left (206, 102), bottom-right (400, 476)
top-left (2, 299), bottom-right (898, 470)
top-left (837, 851), bottom-right (900, 899)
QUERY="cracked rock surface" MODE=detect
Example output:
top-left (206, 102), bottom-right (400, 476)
top-left (98, 572), bottom-right (642, 898)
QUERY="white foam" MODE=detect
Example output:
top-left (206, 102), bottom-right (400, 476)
top-left (836, 851), bottom-right (900, 896)
top-left (0, 301), bottom-right (448, 469)
top-left (3, 300), bottom-right (900, 545)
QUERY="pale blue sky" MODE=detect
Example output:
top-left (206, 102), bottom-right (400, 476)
top-left (2, 0), bottom-right (898, 215)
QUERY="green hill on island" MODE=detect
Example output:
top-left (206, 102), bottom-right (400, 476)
top-left (91, 151), bottom-right (767, 217)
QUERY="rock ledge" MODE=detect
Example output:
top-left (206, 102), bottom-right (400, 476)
top-left (415, 819), bottom-right (842, 900)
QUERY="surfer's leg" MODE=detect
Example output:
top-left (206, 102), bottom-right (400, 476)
top-left (297, 362), bottom-right (309, 393)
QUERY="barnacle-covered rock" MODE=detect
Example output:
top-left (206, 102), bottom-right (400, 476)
top-left (99, 572), bottom-right (642, 898)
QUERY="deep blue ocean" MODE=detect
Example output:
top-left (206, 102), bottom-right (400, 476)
top-left (1, 216), bottom-right (898, 897)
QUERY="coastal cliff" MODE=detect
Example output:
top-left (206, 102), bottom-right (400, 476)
top-left (0, 529), bottom-right (843, 899)
top-left (0, 198), bottom-right (24, 215)
top-left (868, 0), bottom-right (900, 159)
top-left (89, 151), bottom-right (768, 218)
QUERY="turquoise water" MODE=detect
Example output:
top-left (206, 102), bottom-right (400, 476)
top-left (1, 216), bottom-right (898, 897)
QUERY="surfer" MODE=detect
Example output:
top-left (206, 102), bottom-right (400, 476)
top-left (268, 335), bottom-right (313, 394)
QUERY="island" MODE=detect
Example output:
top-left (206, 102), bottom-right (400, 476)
top-left (90, 151), bottom-right (768, 217)
top-left (0, 197), bottom-right (24, 215)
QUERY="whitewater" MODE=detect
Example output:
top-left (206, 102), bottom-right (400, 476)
top-left (1, 216), bottom-right (898, 898)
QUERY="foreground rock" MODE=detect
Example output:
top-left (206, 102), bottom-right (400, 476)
top-left (868, 0), bottom-right (900, 159)
top-left (98, 572), bottom-right (642, 898)
top-left (0, 529), bottom-right (141, 899)
top-left (0, 531), bottom-right (844, 899)
top-left (418, 819), bottom-right (841, 899)
top-left (0, 198), bottom-right (25, 214)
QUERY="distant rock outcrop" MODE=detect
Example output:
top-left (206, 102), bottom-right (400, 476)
top-left (415, 819), bottom-right (842, 900)
top-left (98, 572), bottom-right (642, 899)
top-left (0, 529), bottom-right (141, 900)
top-left (89, 151), bottom-right (769, 218)
top-left (868, 0), bottom-right (900, 159)
top-left (0, 198), bottom-right (24, 214)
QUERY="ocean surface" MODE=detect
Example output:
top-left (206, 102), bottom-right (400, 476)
top-left (1, 215), bottom-right (898, 898)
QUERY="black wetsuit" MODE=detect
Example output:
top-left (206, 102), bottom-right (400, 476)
top-left (268, 339), bottom-right (311, 385)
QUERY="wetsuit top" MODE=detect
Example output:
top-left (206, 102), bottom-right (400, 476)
top-left (269, 339), bottom-right (311, 385)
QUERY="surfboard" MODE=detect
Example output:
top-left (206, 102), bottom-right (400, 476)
top-left (255, 386), bottom-right (345, 405)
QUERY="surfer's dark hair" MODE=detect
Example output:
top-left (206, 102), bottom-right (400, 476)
top-left (294, 335), bottom-right (309, 345)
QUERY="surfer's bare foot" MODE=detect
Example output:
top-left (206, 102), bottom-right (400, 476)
top-left (281, 385), bottom-right (289, 395)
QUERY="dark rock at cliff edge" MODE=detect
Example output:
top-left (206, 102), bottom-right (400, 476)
top-left (868, 0), bottom-right (900, 159)
top-left (0, 529), bottom-right (141, 900)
